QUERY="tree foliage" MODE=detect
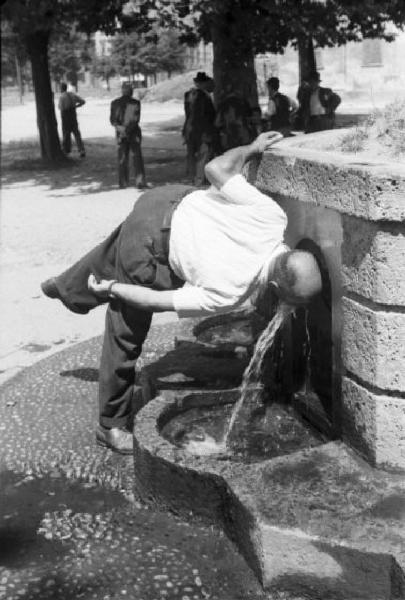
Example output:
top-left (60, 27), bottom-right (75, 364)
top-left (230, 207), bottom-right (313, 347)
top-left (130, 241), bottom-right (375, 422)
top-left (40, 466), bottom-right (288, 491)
top-left (1, 20), bottom-right (27, 84)
top-left (111, 31), bottom-right (148, 78)
top-left (121, 0), bottom-right (405, 108)
top-left (90, 53), bottom-right (117, 89)
top-left (2, 0), bottom-right (127, 160)
top-left (123, 0), bottom-right (405, 53)
top-left (48, 28), bottom-right (92, 87)
top-left (156, 28), bottom-right (185, 75)
top-left (2, 0), bottom-right (125, 39)
top-left (110, 27), bottom-right (185, 79)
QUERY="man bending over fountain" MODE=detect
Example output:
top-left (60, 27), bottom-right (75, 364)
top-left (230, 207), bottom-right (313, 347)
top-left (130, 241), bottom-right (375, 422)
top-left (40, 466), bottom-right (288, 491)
top-left (41, 131), bottom-right (322, 454)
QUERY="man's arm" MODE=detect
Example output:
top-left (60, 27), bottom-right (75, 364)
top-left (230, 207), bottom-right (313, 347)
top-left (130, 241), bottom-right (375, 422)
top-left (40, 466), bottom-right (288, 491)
top-left (135, 99), bottom-right (141, 124)
top-left (204, 131), bottom-right (283, 189)
top-left (288, 96), bottom-right (298, 112)
top-left (88, 275), bottom-right (175, 312)
top-left (74, 94), bottom-right (85, 108)
top-left (330, 91), bottom-right (341, 112)
top-left (110, 99), bottom-right (119, 127)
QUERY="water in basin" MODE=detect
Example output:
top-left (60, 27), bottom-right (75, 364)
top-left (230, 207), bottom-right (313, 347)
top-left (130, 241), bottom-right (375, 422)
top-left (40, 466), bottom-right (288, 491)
top-left (160, 398), bottom-right (324, 463)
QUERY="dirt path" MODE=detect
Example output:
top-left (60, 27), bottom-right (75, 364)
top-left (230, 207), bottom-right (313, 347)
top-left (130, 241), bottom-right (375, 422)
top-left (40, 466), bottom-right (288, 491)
top-left (0, 99), bottom-right (186, 384)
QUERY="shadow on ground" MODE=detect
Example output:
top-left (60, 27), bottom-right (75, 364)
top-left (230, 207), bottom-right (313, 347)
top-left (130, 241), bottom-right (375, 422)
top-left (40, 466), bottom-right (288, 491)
top-left (1, 112), bottom-right (368, 194)
top-left (1, 116), bottom-right (188, 193)
top-left (60, 368), bottom-right (99, 382)
top-left (0, 470), bottom-right (128, 568)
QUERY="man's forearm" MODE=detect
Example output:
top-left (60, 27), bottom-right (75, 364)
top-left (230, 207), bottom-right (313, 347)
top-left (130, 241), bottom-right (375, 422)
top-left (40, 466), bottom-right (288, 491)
top-left (110, 283), bottom-right (175, 312)
top-left (204, 143), bottom-right (257, 188)
top-left (204, 131), bottom-right (283, 189)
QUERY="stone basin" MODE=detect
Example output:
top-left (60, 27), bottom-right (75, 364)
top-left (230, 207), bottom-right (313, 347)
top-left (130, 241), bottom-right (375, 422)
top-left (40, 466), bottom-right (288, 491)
top-left (133, 355), bottom-right (405, 599)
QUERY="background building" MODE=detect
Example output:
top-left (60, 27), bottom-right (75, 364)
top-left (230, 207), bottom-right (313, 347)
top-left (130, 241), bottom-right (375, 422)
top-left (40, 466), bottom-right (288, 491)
top-left (255, 26), bottom-right (405, 105)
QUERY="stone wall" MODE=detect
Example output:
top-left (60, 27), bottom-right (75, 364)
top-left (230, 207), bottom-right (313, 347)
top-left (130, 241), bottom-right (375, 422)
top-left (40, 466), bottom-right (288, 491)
top-left (249, 146), bottom-right (405, 471)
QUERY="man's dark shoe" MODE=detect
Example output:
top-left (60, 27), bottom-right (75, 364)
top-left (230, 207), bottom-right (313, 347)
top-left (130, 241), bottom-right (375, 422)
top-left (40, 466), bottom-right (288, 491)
top-left (41, 277), bottom-right (60, 299)
top-left (96, 425), bottom-right (133, 455)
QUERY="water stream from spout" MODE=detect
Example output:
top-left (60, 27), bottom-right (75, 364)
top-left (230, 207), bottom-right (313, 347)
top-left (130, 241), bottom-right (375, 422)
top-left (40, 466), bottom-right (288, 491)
top-left (183, 303), bottom-right (294, 456)
top-left (223, 302), bottom-right (294, 447)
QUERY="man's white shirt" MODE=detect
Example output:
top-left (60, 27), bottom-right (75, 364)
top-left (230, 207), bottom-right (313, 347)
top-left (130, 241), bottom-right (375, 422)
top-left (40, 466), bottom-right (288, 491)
top-left (169, 174), bottom-right (287, 317)
top-left (310, 89), bottom-right (326, 116)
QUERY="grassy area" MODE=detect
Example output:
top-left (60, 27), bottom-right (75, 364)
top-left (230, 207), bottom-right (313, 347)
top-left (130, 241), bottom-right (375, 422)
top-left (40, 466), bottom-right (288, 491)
top-left (340, 98), bottom-right (405, 158)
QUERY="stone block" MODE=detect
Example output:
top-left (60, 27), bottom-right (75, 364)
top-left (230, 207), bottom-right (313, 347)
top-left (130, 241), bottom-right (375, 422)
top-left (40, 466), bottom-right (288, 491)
top-left (342, 216), bottom-right (405, 305)
top-left (259, 523), bottom-right (399, 598)
top-left (254, 149), bottom-right (405, 222)
top-left (342, 376), bottom-right (405, 470)
top-left (342, 297), bottom-right (405, 391)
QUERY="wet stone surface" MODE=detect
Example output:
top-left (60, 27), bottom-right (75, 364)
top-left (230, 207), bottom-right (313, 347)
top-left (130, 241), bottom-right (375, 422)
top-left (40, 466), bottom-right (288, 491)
top-left (0, 321), bottom-right (274, 600)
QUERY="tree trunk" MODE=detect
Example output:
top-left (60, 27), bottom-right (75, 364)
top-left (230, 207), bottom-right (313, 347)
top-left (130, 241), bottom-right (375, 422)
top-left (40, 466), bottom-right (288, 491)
top-left (298, 36), bottom-right (316, 84)
top-left (211, 22), bottom-right (259, 110)
top-left (26, 30), bottom-right (64, 161)
top-left (15, 56), bottom-right (24, 104)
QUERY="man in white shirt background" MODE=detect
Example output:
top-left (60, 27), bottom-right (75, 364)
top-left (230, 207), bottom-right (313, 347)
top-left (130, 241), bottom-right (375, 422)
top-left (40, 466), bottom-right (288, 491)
top-left (298, 71), bottom-right (341, 133)
top-left (41, 131), bottom-right (322, 454)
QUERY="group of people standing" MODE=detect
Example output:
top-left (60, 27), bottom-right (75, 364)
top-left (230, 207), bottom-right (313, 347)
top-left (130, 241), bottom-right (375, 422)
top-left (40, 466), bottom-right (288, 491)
top-left (57, 69), bottom-right (341, 189)
top-left (182, 70), bottom-right (341, 186)
top-left (182, 72), bottom-right (261, 186)
top-left (264, 70), bottom-right (341, 134)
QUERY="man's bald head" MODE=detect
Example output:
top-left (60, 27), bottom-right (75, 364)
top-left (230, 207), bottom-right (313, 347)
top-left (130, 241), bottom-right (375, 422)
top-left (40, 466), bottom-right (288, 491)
top-left (271, 250), bottom-right (322, 305)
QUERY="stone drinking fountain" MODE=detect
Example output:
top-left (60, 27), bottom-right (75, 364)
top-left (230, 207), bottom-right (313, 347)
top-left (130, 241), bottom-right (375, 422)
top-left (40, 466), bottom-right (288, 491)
top-left (132, 138), bottom-right (405, 599)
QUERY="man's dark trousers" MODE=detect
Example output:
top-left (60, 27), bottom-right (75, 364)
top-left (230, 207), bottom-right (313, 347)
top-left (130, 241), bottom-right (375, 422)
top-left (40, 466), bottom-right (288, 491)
top-left (50, 185), bottom-right (193, 428)
top-left (62, 114), bottom-right (85, 155)
top-left (118, 135), bottom-right (146, 188)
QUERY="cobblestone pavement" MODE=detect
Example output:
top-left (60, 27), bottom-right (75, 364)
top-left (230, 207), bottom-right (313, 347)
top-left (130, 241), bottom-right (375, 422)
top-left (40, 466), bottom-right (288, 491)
top-left (0, 320), bottom-right (273, 600)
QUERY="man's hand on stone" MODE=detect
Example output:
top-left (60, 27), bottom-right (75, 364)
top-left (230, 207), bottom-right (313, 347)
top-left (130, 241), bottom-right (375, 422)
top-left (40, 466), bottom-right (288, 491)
top-left (252, 131), bottom-right (283, 154)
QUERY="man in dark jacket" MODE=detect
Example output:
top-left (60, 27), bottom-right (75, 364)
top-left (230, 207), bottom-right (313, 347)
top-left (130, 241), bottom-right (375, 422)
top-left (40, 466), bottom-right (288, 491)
top-left (263, 77), bottom-right (297, 136)
top-left (182, 72), bottom-right (217, 186)
top-left (297, 71), bottom-right (341, 133)
top-left (58, 82), bottom-right (86, 157)
top-left (215, 86), bottom-right (258, 151)
top-left (110, 82), bottom-right (146, 189)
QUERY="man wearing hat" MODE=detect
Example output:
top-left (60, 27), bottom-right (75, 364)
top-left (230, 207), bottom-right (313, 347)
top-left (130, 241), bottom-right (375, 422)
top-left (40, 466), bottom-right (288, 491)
top-left (297, 71), bottom-right (341, 133)
top-left (110, 81), bottom-right (147, 189)
top-left (182, 72), bottom-right (218, 186)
